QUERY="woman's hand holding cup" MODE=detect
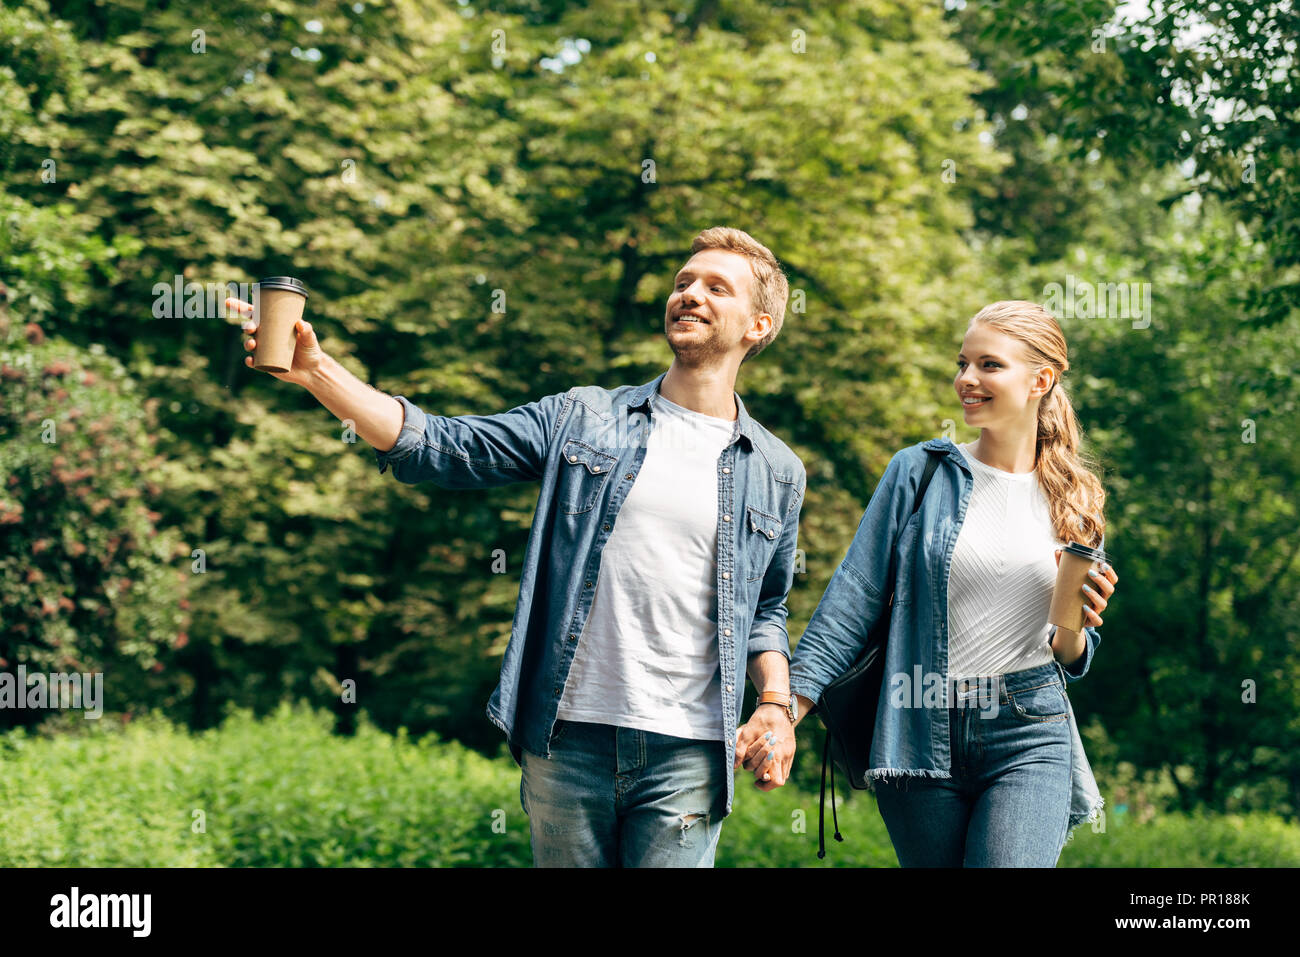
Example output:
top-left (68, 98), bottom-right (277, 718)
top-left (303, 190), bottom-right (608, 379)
top-left (1054, 547), bottom-right (1118, 628)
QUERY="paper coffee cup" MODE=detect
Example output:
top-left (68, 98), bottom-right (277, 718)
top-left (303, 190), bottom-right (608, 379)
top-left (252, 277), bottom-right (309, 373)
top-left (1048, 541), bottom-right (1108, 633)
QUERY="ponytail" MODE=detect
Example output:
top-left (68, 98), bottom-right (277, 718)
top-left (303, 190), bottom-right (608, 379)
top-left (1035, 380), bottom-right (1105, 547)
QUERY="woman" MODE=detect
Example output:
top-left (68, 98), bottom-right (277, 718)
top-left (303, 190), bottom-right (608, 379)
top-left (789, 300), bottom-right (1118, 867)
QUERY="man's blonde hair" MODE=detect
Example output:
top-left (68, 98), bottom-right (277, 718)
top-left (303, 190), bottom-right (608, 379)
top-left (688, 226), bottom-right (789, 363)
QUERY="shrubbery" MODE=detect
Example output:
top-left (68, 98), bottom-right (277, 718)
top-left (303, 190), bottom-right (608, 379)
top-left (3, 705), bottom-right (1296, 867)
top-left (0, 315), bottom-right (192, 728)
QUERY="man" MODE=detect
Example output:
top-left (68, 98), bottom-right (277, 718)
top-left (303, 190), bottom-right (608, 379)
top-left (231, 226), bottom-right (805, 866)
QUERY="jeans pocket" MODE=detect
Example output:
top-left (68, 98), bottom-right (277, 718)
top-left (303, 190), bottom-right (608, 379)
top-left (1007, 681), bottom-right (1069, 722)
top-left (549, 718), bottom-right (571, 745)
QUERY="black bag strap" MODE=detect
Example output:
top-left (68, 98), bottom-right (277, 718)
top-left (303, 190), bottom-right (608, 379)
top-left (915, 451), bottom-right (942, 509)
top-left (886, 450), bottom-right (941, 604)
top-left (817, 447), bottom-right (942, 860)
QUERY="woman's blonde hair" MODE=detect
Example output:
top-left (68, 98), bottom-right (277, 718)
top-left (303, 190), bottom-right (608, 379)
top-left (968, 300), bottom-right (1106, 548)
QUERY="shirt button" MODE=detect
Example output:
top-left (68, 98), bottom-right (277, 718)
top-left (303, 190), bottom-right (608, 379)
top-left (585, 581), bottom-right (593, 588)
top-left (722, 572), bottom-right (730, 580)
top-left (593, 466), bottom-right (601, 472)
top-left (625, 473), bottom-right (634, 480)
top-left (722, 467), bottom-right (731, 474)
top-left (722, 514), bottom-right (731, 522)
top-left (602, 524), bottom-right (610, 531)
top-left (724, 628), bottom-right (732, 636)
top-left (568, 634), bottom-right (577, 641)
top-left (569, 455), bottom-right (577, 462)
top-left (726, 684), bottom-right (734, 693)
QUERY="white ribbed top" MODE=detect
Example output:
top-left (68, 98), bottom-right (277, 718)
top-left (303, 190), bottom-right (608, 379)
top-left (947, 442), bottom-right (1062, 679)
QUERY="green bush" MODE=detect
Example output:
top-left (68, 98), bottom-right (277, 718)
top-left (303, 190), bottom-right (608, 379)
top-left (718, 780), bottom-right (899, 868)
top-left (1053, 806), bottom-right (1300, 868)
top-left (0, 713), bottom-right (218, 866)
top-left (0, 704), bottom-right (531, 867)
top-left (2, 706), bottom-right (1296, 867)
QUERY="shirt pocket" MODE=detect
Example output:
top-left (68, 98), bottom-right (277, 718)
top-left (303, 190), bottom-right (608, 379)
top-left (744, 504), bottom-right (783, 582)
top-left (557, 439), bottom-right (618, 514)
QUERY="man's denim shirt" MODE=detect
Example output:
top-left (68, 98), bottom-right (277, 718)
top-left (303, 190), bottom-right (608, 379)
top-left (374, 370), bottom-right (806, 817)
top-left (789, 438), bottom-right (1105, 834)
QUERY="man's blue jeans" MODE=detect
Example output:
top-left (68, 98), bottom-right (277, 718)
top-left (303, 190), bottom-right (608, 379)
top-left (871, 661), bottom-right (1073, 867)
top-left (519, 719), bottom-right (727, 867)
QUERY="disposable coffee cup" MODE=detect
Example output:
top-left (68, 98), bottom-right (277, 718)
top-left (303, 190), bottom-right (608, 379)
top-left (251, 277), bottom-right (309, 373)
top-left (1048, 541), bottom-right (1108, 633)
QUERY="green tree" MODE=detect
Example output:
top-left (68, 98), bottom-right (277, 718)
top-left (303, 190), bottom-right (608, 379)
top-left (5, 0), bottom-right (1012, 746)
top-left (958, 0), bottom-right (1300, 324)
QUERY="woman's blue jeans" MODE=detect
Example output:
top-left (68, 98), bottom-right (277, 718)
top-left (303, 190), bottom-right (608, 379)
top-left (872, 661), bottom-right (1073, 867)
top-left (519, 719), bottom-right (727, 867)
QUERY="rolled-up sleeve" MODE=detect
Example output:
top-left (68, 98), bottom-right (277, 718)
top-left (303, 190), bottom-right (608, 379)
top-left (747, 473), bottom-right (806, 661)
top-left (374, 390), bottom-right (569, 489)
top-left (1054, 624), bottom-right (1100, 683)
top-left (375, 395), bottom-right (429, 475)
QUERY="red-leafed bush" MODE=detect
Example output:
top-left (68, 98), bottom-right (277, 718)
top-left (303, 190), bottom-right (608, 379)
top-left (0, 316), bottom-right (190, 728)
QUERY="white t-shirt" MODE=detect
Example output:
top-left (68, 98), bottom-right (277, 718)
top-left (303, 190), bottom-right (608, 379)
top-left (556, 389), bottom-right (737, 741)
top-left (947, 442), bottom-right (1063, 679)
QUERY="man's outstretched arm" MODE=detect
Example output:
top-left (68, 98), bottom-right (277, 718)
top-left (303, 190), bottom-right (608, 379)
top-left (234, 297), bottom-right (567, 487)
top-left (306, 353), bottom-right (405, 453)
top-left (234, 297), bottom-right (403, 452)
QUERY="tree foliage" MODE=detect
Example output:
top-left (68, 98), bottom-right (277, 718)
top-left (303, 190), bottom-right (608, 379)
top-left (0, 0), bottom-right (1295, 818)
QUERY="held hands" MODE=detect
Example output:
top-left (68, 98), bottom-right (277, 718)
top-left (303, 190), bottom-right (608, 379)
top-left (1054, 548), bottom-right (1119, 628)
top-left (228, 297), bottom-right (326, 387)
top-left (734, 703), bottom-right (795, 792)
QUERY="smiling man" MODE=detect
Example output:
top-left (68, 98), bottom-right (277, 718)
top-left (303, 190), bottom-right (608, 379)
top-left (232, 226), bottom-right (806, 867)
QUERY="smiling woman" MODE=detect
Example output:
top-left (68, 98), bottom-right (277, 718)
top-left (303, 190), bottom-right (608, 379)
top-left (790, 298), bottom-right (1116, 867)
top-left (954, 300), bottom-right (1106, 548)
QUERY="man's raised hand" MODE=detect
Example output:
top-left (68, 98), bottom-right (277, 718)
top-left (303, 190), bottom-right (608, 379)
top-left (230, 297), bottom-right (326, 386)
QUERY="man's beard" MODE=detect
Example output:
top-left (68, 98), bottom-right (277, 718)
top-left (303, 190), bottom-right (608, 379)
top-left (665, 319), bottom-right (730, 366)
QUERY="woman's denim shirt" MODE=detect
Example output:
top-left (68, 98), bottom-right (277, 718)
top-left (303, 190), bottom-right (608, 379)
top-left (789, 438), bottom-right (1105, 835)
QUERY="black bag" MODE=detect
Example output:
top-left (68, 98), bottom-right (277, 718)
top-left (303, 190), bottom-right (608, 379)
top-left (811, 449), bottom-right (940, 858)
